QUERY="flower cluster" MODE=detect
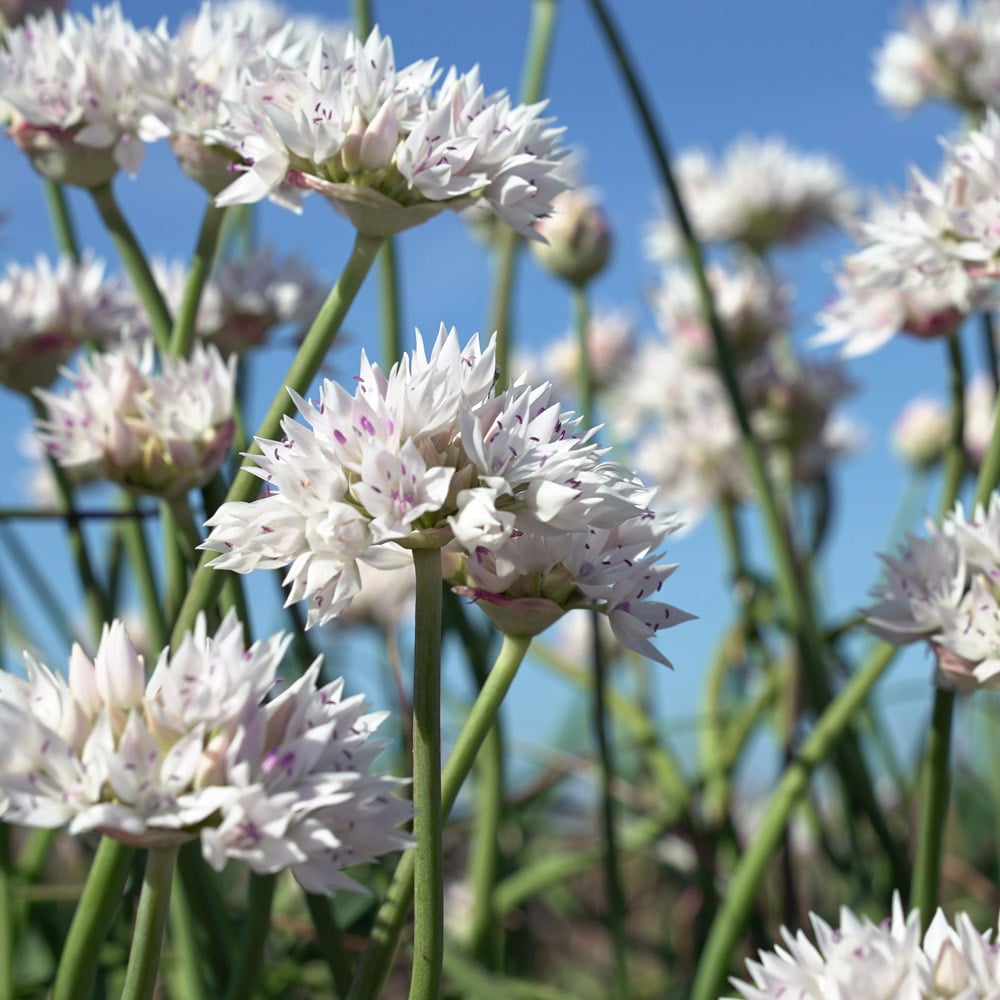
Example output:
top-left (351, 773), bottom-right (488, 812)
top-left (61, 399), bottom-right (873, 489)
top-left (153, 247), bottom-right (325, 355)
top-left (729, 894), bottom-right (1000, 999)
top-left (202, 325), bottom-right (689, 661)
top-left (873, 0), bottom-right (1000, 114)
top-left (646, 137), bottom-right (855, 259)
top-left (0, 252), bottom-right (137, 392)
top-left (35, 339), bottom-right (237, 496)
top-left (0, 612), bottom-right (410, 892)
top-left (865, 493), bottom-right (1000, 689)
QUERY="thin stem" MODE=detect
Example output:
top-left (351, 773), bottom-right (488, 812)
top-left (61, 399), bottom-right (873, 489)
top-left (168, 870), bottom-right (210, 1000)
top-left (408, 547), bottom-right (445, 1000)
top-left (52, 837), bottom-right (134, 1000)
top-left (591, 612), bottom-right (628, 998)
top-left (169, 201), bottom-right (228, 358)
top-left (120, 846), bottom-right (179, 1000)
top-left (689, 642), bottom-right (897, 1000)
top-left (573, 285), bottom-right (594, 419)
top-left (937, 333), bottom-right (967, 518)
top-left (305, 893), bottom-right (354, 997)
top-left (0, 828), bottom-right (13, 1000)
top-left (176, 842), bottom-right (234, 988)
top-left (118, 494), bottom-right (167, 651)
top-left (910, 688), bottom-right (956, 929)
top-left (351, 0), bottom-right (373, 37)
top-left (378, 239), bottom-right (403, 367)
top-left (983, 311), bottom-right (999, 394)
top-left (90, 182), bottom-right (173, 353)
top-left (170, 232), bottom-right (383, 645)
top-left (224, 874), bottom-right (276, 1000)
top-left (346, 633), bottom-right (532, 1000)
top-left (490, 0), bottom-right (558, 385)
top-left (42, 179), bottom-right (81, 262)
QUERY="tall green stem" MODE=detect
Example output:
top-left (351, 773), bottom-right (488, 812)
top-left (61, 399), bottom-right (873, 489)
top-left (42, 179), bottom-right (80, 262)
top-left (120, 846), bottom-right (179, 1000)
top-left (224, 874), bottom-right (276, 1000)
top-left (378, 239), bottom-right (403, 367)
top-left (937, 333), bottom-right (967, 519)
top-left (689, 642), bottom-right (896, 1000)
top-left (90, 183), bottom-right (173, 353)
top-left (490, 0), bottom-right (558, 384)
top-left (169, 232), bottom-right (383, 645)
top-left (408, 547), bottom-right (445, 1000)
top-left (169, 202), bottom-right (228, 358)
top-left (347, 633), bottom-right (532, 1000)
top-left (52, 837), bottom-right (134, 1000)
top-left (118, 495), bottom-right (167, 651)
top-left (305, 893), bottom-right (354, 997)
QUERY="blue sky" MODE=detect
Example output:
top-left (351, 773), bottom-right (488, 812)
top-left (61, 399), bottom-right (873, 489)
top-left (0, 1), bottom-right (973, 782)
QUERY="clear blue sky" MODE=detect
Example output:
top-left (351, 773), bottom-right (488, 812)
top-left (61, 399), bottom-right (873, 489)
top-left (0, 1), bottom-right (967, 782)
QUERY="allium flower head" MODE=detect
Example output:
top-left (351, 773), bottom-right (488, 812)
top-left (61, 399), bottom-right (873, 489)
top-left (0, 611), bottom-right (411, 891)
top-left (0, 4), bottom-right (173, 184)
top-left (203, 28), bottom-right (569, 236)
top-left (729, 893), bottom-right (1000, 999)
top-left (202, 325), bottom-right (687, 663)
top-left (152, 248), bottom-right (324, 355)
top-left (0, 252), bottom-right (137, 392)
top-left (531, 186), bottom-right (612, 287)
top-left (35, 339), bottom-right (237, 496)
top-left (646, 137), bottom-right (855, 260)
top-left (865, 494), bottom-right (1000, 688)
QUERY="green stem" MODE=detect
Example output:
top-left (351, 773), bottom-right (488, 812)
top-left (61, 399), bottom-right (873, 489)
top-left (408, 548), bottom-right (445, 1000)
top-left (169, 232), bottom-right (383, 645)
top-left (490, 0), bottom-right (558, 385)
top-left (52, 837), bottom-right (134, 1000)
top-left (909, 688), bottom-right (955, 929)
top-left (983, 310), bottom-right (999, 394)
top-left (305, 893), bottom-right (354, 997)
top-left (937, 333), bottom-right (967, 518)
top-left (90, 182), bottom-right (173, 353)
top-left (346, 633), bottom-right (532, 1000)
top-left (120, 846), bottom-right (178, 1000)
top-left (118, 494), bottom-right (166, 651)
top-left (168, 869), bottom-right (210, 1000)
top-left (351, 0), bottom-right (373, 36)
top-left (176, 843), bottom-right (234, 988)
top-left (590, 612), bottom-right (628, 998)
top-left (0, 828), bottom-right (13, 1000)
top-left (42, 179), bottom-right (80, 262)
top-left (169, 202), bottom-right (228, 358)
top-left (224, 874), bottom-right (276, 1000)
top-left (689, 642), bottom-right (897, 1000)
top-left (378, 240), bottom-right (403, 367)
top-left (573, 286), bottom-right (594, 419)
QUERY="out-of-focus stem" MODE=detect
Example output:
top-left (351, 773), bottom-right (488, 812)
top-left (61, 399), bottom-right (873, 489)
top-left (120, 846), bottom-right (179, 1000)
top-left (42, 179), bottom-right (80, 262)
top-left (169, 201), bottom-right (227, 358)
top-left (224, 874), bottom-right (276, 1000)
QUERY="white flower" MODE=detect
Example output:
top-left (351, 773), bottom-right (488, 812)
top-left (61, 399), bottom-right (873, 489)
top-left (650, 257), bottom-right (789, 364)
top-left (964, 371), bottom-right (997, 468)
top-left (530, 186), bottom-right (612, 287)
top-left (152, 247), bottom-right (324, 355)
top-left (203, 325), bottom-right (681, 643)
top-left (645, 137), bottom-right (855, 260)
top-left (0, 612), bottom-right (411, 891)
top-left (892, 396), bottom-right (951, 467)
top-left (0, 252), bottom-right (138, 392)
top-left (0, 4), bottom-right (173, 185)
top-left (35, 339), bottom-right (237, 496)
top-left (729, 893), bottom-right (1000, 999)
top-left (204, 29), bottom-right (568, 236)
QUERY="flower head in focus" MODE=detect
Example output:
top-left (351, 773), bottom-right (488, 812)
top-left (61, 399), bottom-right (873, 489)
top-left (0, 253), bottom-right (137, 393)
top-left (201, 28), bottom-right (569, 236)
top-left (201, 325), bottom-right (690, 662)
top-left (0, 611), bottom-right (411, 891)
top-left (864, 494), bottom-right (1000, 688)
top-left (0, 4), bottom-right (173, 185)
top-left (729, 892), bottom-right (1000, 999)
top-left (35, 339), bottom-right (237, 496)
top-left (646, 137), bottom-right (855, 260)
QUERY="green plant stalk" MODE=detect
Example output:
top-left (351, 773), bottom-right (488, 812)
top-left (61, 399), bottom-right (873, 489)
top-left (351, 0), bottom-right (373, 37)
top-left (52, 837), bottom-right (134, 1000)
top-left (169, 201), bottom-right (228, 357)
top-left (42, 179), bottom-right (81, 262)
top-left (90, 182), bottom-right (173, 353)
top-left (118, 495), bottom-right (167, 650)
top-left (177, 842), bottom-right (234, 987)
top-left (305, 893), bottom-right (354, 997)
top-left (378, 239), bottom-right (403, 367)
top-left (169, 232), bottom-right (383, 645)
top-left (587, 0), bottom-right (908, 886)
top-left (983, 311), bottom-right (999, 393)
top-left (120, 846), bottom-right (179, 1000)
top-left (346, 633), bottom-right (532, 1000)
top-left (408, 547), bottom-right (445, 1000)
top-left (224, 874), bottom-right (276, 1000)
top-left (443, 947), bottom-right (582, 1000)
top-left (167, 869), bottom-right (210, 1000)
top-left (689, 642), bottom-right (897, 1000)
top-left (572, 285), bottom-right (595, 419)
top-left (489, 0), bottom-right (558, 385)
top-left (0, 828), bottom-right (13, 1000)
top-left (909, 333), bottom-right (968, 928)
top-left (162, 505), bottom-right (188, 627)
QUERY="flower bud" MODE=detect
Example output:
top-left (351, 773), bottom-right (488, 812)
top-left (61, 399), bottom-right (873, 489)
top-left (891, 397), bottom-right (949, 468)
top-left (531, 188), bottom-right (612, 287)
